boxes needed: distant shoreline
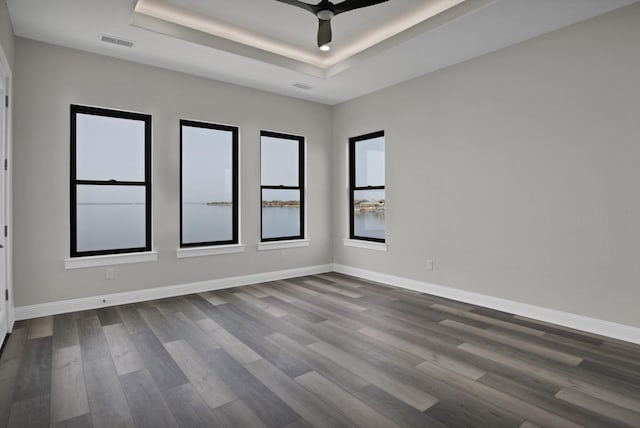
[262,200,300,208]
[354,200,385,212]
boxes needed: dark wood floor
[1,273,639,427]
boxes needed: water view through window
[350,131,385,241]
[181,121,237,246]
[261,132,304,240]
[71,106,151,256]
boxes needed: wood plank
[102,323,145,376]
[197,291,227,306]
[164,340,237,409]
[201,347,301,428]
[96,307,122,326]
[417,360,583,428]
[53,313,80,349]
[431,303,546,337]
[267,332,369,393]
[192,300,313,378]
[459,342,640,413]
[262,296,327,323]
[261,284,299,303]
[7,394,50,428]
[50,345,89,423]
[196,317,261,364]
[233,291,288,318]
[441,319,583,366]
[358,326,487,380]
[130,330,189,391]
[242,285,271,298]
[220,291,319,346]
[286,316,425,369]
[152,296,208,322]
[119,369,179,428]
[138,306,182,343]
[162,383,219,428]
[27,316,54,339]
[307,340,438,411]
[116,304,150,334]
[244,358,355,428]
[555,387,640,427]
[213,399,269,428]
[295,371,402,428]
[13,336,52,402]
[354,384,448,428]
[77,316,110,363]
[51,413,93,428]
[83,357,134,428]
[0,328,28,426]
[479,372,629,428]
[301,279,364,299]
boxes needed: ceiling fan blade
[317,18,332,47]
[274,0,317,14]
[333,0,389,15]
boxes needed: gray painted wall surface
[332,3,640,327]
[13,39,332,306]
[0,0,14,69]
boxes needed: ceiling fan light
[316,9,335,20]
[319,44,331,51]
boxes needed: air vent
[101,35,134,48]
[293,83,313,90]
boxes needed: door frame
[0,43,14,336]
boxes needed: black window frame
[349,130,385,243]
[180,119,239,248]
[260,130,305,242]
[70,104,152,257]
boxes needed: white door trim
[0,43,14,334]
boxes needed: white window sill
[343,239,388,252]
[257,239,310,251]
[65,251,158,269]
[176,244,245,259]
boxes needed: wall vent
[293,83,313,90]
[101,35,134,48]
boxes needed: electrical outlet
[105,268,115,280]
[425,259,434,270]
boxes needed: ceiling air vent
[293,83,313,90]
[101,35,134,48]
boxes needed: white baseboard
[14,264,333,320]
[14,262,640,345]
[333,264,640,345]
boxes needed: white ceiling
[7,0,637,105]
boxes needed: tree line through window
[70,105,384,257]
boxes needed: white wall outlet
[105,268,115,280]
[425,259,434,270]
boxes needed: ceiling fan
[275,0,390,51]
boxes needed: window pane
[355,136,385,187]
[76,185,146,252]
[182,125,235,244]
[76,113,146,181]
[353,189,385,240]
[261,136,299,186]
[262,189,301,239]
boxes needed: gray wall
[13,39,333,307]
[332,3,640,328]
[0,0,13,69]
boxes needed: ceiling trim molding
[132,0,496,79]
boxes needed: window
[260,131,304,241]
[349,131,385,242]
[181,120,238,247]
[70,105,152,257]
